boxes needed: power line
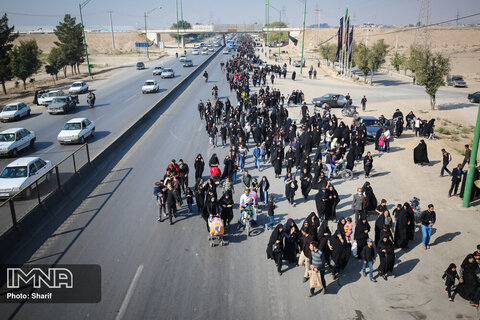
[4,11,111,18]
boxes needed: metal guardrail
[0,144,90,233]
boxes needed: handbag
[352,241,358,258]
[272,243,281,254]
[309,270,322,288]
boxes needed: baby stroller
[208,216,225,247]
[210,166,222,185]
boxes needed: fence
[0,144,90,237]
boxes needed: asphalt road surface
[0,49,219,234]
[0,51,476,320]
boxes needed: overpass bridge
[146,24,303,47]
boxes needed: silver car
[0,102,31,122]
[161,68,175,78]
[0,128,36,157]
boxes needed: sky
[2,0,480,31]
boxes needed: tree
[45,65,58,84]
[353,43,370,83]
[317,43,337,65]
[261,21,288,46]
[367,39,389,83]
[170,20,193,42]
[54,14,84,75]
[9,40,42,90]
[0,14,18,94]
[415,49,450,109]
[406,45,423,76]
[47,47,68,79]
[391,51,406,72]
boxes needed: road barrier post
[55,167,61,190]
[9,199,17,229]
[73,154,77,174]
[86,143,91,164]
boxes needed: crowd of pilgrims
[153,35,480,305]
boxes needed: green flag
[345,8,348,22]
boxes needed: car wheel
[29,139,35,149]
[11,148,18,157]
[470,98,474,103]
[80,136,85,144]
[27,110,31,116]
[14,115,19,121]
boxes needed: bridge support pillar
[181,35,185,49]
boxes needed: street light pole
[144,7,161,59]
[269,4,282,58]
[176,0,180,49]
[267,0,270,47]
[300,0,307,75]
[79,0,93,78]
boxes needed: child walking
[442,263,459,301]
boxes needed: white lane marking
[169,125,191,144]
[125,95,137,103]
[116,264,144,320]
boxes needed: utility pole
[180,0,184,31]
[300,0,307,75]
[463,104,480,208]
[108,10,115,49]
[365,28,369,47]
[456,9,460,26]
[267,0,270,47]
[79,0,93,78]
[395,34,398,53]
[145,7,161,59]
[314,5,321,47]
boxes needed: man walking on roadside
[307,241,327,297]
[361,96,367,111]
[462,144,471,168]
[299,229,314,283]
[362,238,377,282]
[449,164,463,197]
[420,204,436,249]
[352,188,365,223]
[441,149,452,177]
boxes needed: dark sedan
[468,91,480,103]
[357,116,394,141]
[183,59,193,67]
[312,93,347,108]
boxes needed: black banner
[336,18,343,60]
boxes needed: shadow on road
[394,258,420,277]
[431,231,461,247]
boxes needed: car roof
[144,79,156,83]
[66,118,88,123]
[72,81,84,84]
[1,128,25,134]
[53,95,69,99]
[4,102,23,106]
[7,157,41,166]
[359,116,378,120]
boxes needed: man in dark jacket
[178,159,189,193]
[352,188,365,223]
[361,238,377,282]
[242,170,252,189]
[420,204,436,249]
[165,182,177,225]
[299,229,314,282]
[449,164,463,197]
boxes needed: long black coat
[413,141,429,164]
[394,209,410,248]
[267,224,284,259]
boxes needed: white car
[142,80,160,93]
[57,118,95,145]
[179,55,187,62]
[68,81,89,94]
[194,44,200,48]
[223,48,231,54]
[201,50,208,55]
[153,66,164,75]
[0,102,31,122]
[0,157,53,199]
[38,90,65,106]
[161,69,175,79]
[192,49,199,55]
[208,48,214,52]
[0,128,36,157]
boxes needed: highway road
[0,49,477,320]
[0,48,222,234]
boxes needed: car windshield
[362,119,380,126]
[1,166,27,178]
[185,60,192,63]
[3,105,18,111]
[0,134,15,142]
[452,76,463,81]
[144,81,155,86]
[154,67,162,70]
[52,98,67,103]
[322,94,331,98]
[71,83,82,87]
[163,69,173,73]
[63,123,81,130]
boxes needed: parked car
[142,80,160,93]
[357,116,394,140]
[183,60,193,67]
[38,90,65,106]
[0,102,31,122]
[57,118,95,145]
[179,55,187,62]
[293,60,305,67]
[161,68,175,79]
[446,75,467,87]
[208,48,214,52]
[68,81,88,94]
[468,91,480,103]
[312,94,347,108]
[0,128,36,157]
[136,62,145,70]
[153,66,164,75]
[201,49,208,55]
[192,49,199,55]
[47,96,78,114]
[0,157,53,199]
